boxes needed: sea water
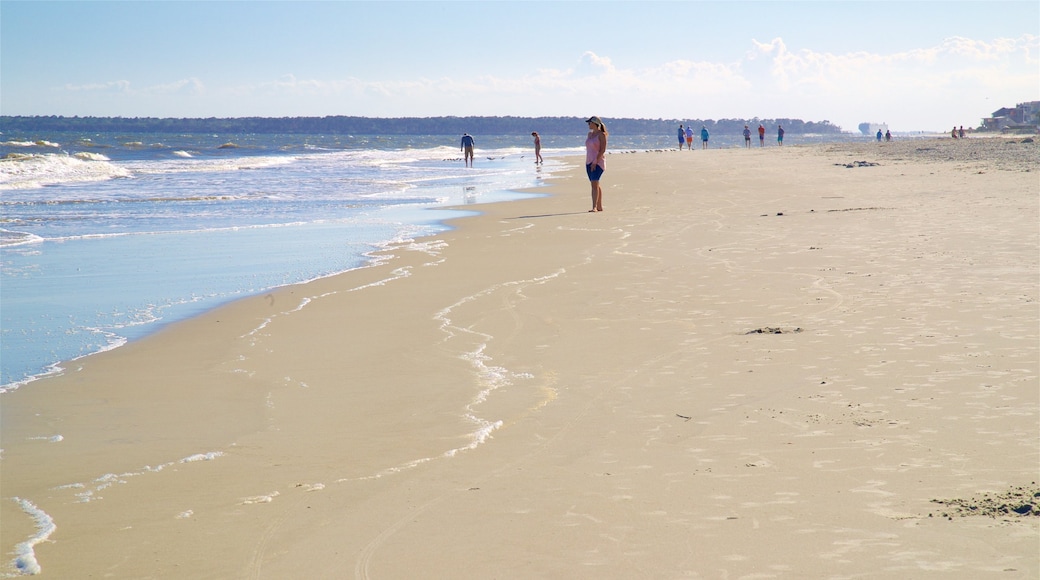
[1,129,885,389]
[1,132,593,389]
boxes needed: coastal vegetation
[0,115,843,136]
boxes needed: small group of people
[459,115,810,215]
[680,123,786,148]
[677,124,711,149]
[462,131,545,167]
[876,129,892,142]
[459,116,608,213]
[951,125,966,139]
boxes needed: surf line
[335,268,568,484]
[9,497,56,575]
[435,268,567,454]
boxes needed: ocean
[1,129,880,390]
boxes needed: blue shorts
[586,163,604,181]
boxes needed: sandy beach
[2,137,1038,578]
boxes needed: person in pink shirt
[585,116,607,212]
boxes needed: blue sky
[2,1,1037,131]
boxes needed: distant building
[857,122,888,136]
[982,101,1040,131]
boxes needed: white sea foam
[0,328,125,395]
[404,238,449,257]
[26,435,63,443]
[435,268,566,457]
[240,491,280,505]
[10,497,56,575]
[338,456,435,482]
[72,151,110,162]
[50,450,227,504]
[0,361,65,394]
[0,152,131,190]
[330,266,565,481]
[0,229,45,248]
[0,140,59,148]
[127,154,294,176]
[94,472,124,491]
[181,451,224,462]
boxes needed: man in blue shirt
[461,133,475,167]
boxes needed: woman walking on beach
[585,116,607,212]
[531,131,543,164]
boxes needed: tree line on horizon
[0,115,844,136]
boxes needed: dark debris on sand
[745,327,803,335]
[823,137,1040,172]
[930,484,1040,520]
[836,160,880,168]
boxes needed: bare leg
[590,180,603,212]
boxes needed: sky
[1,1,1037,132]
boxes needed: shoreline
[0,131,950,391]
[0,143,561,391]
[2,138,1037,578]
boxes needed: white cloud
[48,35,1037,131]
[63,80,132,93]
[62,78,204,97]
[574,51,617,77]
[144,78,205,96]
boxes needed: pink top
[585,133,604,167]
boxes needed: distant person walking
[685,125,694,150]
[700,126,709,149]
[585,116,607,212]
[461,133,475,167]
[531,132,543,164]
[758,124,766,146]
[885,130,891,142]
[959,126,965,138]
[777,125,785,146]
[743,125,752,148]
[951,126,959,139]
[876,129,883,142]
[678,125,685,150]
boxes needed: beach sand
[2,138,1038,578]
